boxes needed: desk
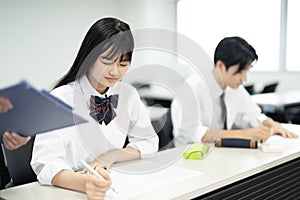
[1,124,300,200]
[251,90,300,123]
[251,90,300,109]
[138,85,173,108]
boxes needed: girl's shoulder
[50,81,79,105]
[115,81,138,95]
[51,84,75,96]
[119,81,136,90]
[114,82,141,103]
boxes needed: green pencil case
[183,144,209,160]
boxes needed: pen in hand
[80,159,118,194]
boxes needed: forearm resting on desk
[202,129,253,143]
[202,127,271,143]
[91,146,141,168]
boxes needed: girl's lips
[105,77,118,82]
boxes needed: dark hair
[213,36,258,74]
[53,17,134,89]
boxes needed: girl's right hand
[84,168,112,200]
[245,125,271,143]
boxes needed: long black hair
[53,17,134,89]
[214,36,258,74]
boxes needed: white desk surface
[251,90,300,108]
[1,124,300,200]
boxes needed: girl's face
[88,50,130,94]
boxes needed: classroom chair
[244,84,255,95]
[2,137,37,187]
[151,109,174,150]
[260,82,279,94]
[285,106,300,124]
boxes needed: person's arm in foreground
[0,97,31,150]
[2,132,31,150]
[0,96,13,113]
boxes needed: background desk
[1,124,299,200]
[251,90,300,124]
[251,90,300,108]
[137,85,173,108]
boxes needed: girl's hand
[84,168,112,200]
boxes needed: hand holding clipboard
[0,81,87,142]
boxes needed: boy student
[171,36,297,146]
[31,17,158,199]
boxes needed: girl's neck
[87,75,108,94]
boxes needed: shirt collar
[203,70,224,100]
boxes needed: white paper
[105,161,202,199]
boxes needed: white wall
[0,0,118,89]
[0,0,178,90]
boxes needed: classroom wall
[0,0,178,90]
[0,0,121,89]
[0,0,299,92]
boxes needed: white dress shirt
[31,75,158,185]
[171,71,268,146]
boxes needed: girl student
[31,17,158,199]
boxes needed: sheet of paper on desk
[108,162,202,199]
[261,124,300,153]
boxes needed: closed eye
[119,61,129,67]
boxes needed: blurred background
[1,0,299,149]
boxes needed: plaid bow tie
[89,94,119,125]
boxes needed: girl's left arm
[90,146,141,168]
[90,89,159,168]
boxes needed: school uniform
[31,75,158,185]
[171,72,268,146]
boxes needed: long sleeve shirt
[31,75,158,185]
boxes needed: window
[177,0,281,71]
[286,0,300,71]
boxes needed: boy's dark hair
[214,36,258,73]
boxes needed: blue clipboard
[0,81,87,142]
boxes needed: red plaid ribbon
[89,94,118,125]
